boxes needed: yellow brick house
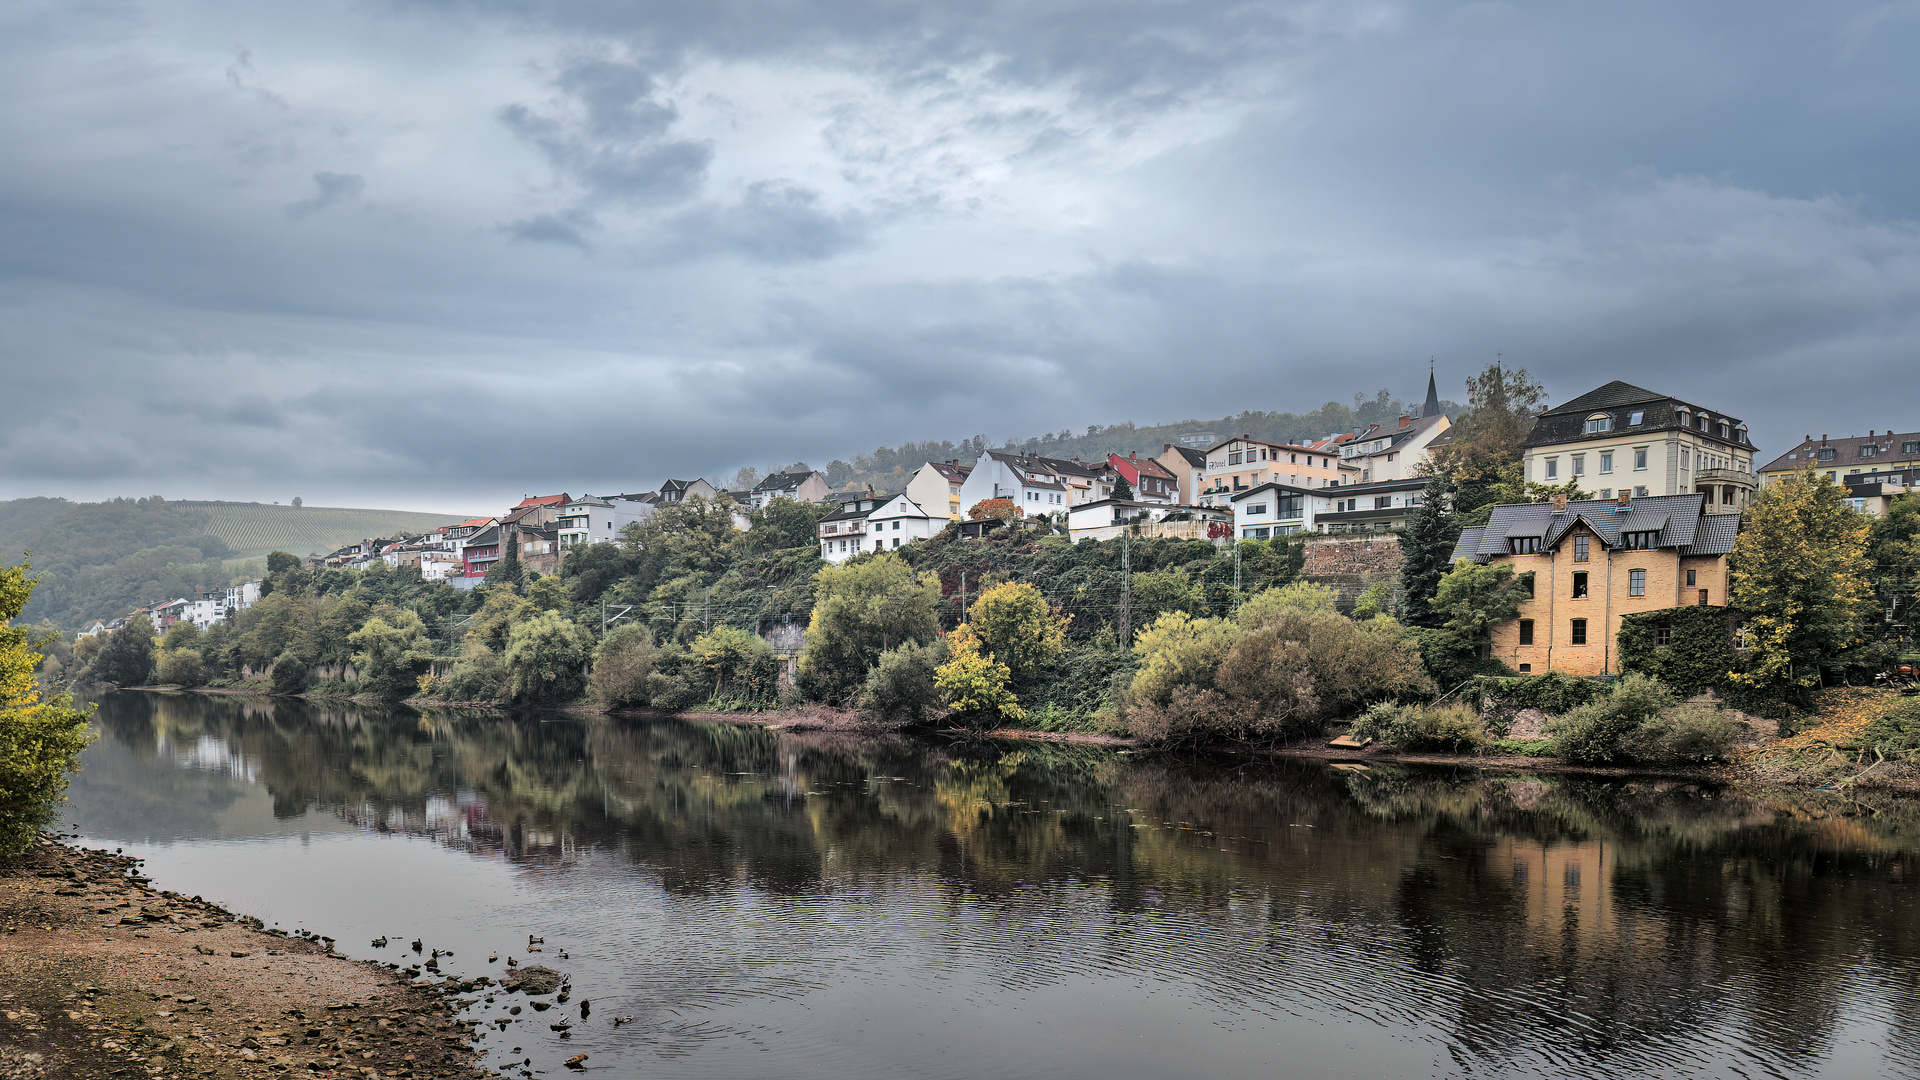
[1450,492,1739,676]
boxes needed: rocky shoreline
[0,838,512,1080]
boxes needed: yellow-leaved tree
[1,561,95,857]
[1729,466,1873,705]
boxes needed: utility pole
[1119,530,1132,643]
[958,572,968,622]
[1232,536,1242,607]
[705,586,712,632]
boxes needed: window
[1861,444,1879,459]
[1817,447,1835,461]
[1655,624,1672,647]
[950,485,960,494]
[1598,488,1614,500]
[1572,454,1585,476]
[1544,457,1558,479]
[1600,452,1614,474]
[1635,486,1649,497]
[1686,569,1696,586]
[1572,571,1589,598]
[1584,415,1613,434]
[1629,410,1645,425]
[1680,449,1689,471]
[1510,536,1542,554]
[892,537,901,547]
[1634,448,1648,470]
[1375,496,1393,509]
[1519,619,1535,645]
[1246,503,1267,516]
[1254,527,1270,539]
[1574,535,1590,562]
[1518,664,1532,673]
[1228,452,1243,465]
[893,520,901,530]
[1629,569,1646,597]
[1905,442,1919,455]
[1570,619,1588,645]
[1277,495,1303,518]
[1698,589,1710,606]
[1719,423,1730,439]
[1622,530,1658,549]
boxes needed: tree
[689,626,778,704]
[968,498,1019,523]
[1730,466,1873,702]
[291,497,303,508]
[266,551,301,575]
[856,640,946,727]
[348,611,429,698]
[1110,475,1135,501]
[1432,561,1532,652]
[502,612,595,705]
[589,623,657,708]
[1429,361,1548,521]
[83,614,154,686]
[1399,472,1459,626]
[799,554,941,703]
[935,626,1023,729]
[1866,491,1920,641]
[561,542,636,606]
[0,560,94,857]
[622,496,741,586]
[733,466,760,491]
[745,496,829,553]
[964,582,1067,687]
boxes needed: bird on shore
[506,956,519,968]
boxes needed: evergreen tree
[1399,472,1459,627]
[1111,475,1135,501]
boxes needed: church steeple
[1422,359,1441,418]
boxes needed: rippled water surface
[63,692,1920,1078]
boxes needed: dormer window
[1817,447,1836,461]
[1583,414,1613,434]
[1629,410,1645,426]
[1861,444,1879,459]
[1906,441,1920,455]
[1621,530,1660,550]
[1719,423,1730,439]
[1508,536,1542,554]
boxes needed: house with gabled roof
[1155,444,1209,504]
[955,451,1073,519]
[1760,431,1920,491]
[905,460,973,520]
[1108,452,1177,503]
[1522,381,1757,515]
[1195,435,1345,507]
[746,470,831,509]
[1449,491,1739,676]
[817,490,889,564]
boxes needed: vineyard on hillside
[172,502,472,559]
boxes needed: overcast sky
[2,0,1916,514]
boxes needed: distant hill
[0,496,470,629]
[169,501,473,560]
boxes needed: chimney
[1398,415,1411,430]
[1551,493,1568,512]
[1617,490,1632,511]
[1163,444,1173,454]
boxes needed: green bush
[644,670,702,711]
[503,612,596,705]
[690,626,780,707]
[155,647,204,687]
[1,561,96,858]
[855,639,947,727]
[1616,607,1738,696]
[1351,702,1486,753]
[269,652,308,695]
[439,644,506,703]
[589,623,657,708]
[1487,671,1602,714]
[1549,675,1676,764]
[1624,699,1745,763]
[1864,697,1920,753]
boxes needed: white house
[1066,500,1232,543]
[817,491,889,564]
[557,494,655,550]
[224,580,262,611]
[956,451,1073,518]
[184,592,228,631]
[1230,483,1319,539]
[865,493,945,552]
[905,461,972,520]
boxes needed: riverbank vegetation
[0,561,94,858]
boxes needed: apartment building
[1521,381,1757,515]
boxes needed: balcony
[1695,468,1755,487]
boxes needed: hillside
[170,502,472,560]
[0,496,469,629]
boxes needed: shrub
[856,639,947,727]
[81,614,155,687]
[155,648,204,688]
[1864,697,1920,754]
[439,644,506,703]
[690,626,780,707]
[1128,611,1235,707]
[1351,701,1486,753]
[269,651,308,695]
[1617,607,1738,696]
[1548,674,1677,764]
[798,554,941,704]
[1488,671,1603,714]
[1624,699,1744,763]
[1124,688,1239,747]
[935,629,1023,729]
[589,623,658,708]
[643,670,702,711]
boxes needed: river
[61,691,1920,1079]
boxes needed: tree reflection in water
[78,691,1920,1076]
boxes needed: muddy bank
[0,838,491,1080]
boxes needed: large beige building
[1521,381,1757,516]
[1451,492,1738,676]
[1757,430,1920,488]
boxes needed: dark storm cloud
[0,0,1917,511]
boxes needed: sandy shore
[0,838,495,1080]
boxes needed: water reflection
[69,691,1920,1079]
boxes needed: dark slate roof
[817,504,873,525]
[1449,493,1734,562]
[1759,432,1920,474]
[1167,445,1207,469]
[754,471,820,492]
[1524,381,1753,451]
[1327,476,1428,496]
[466,525,500,546]
[929,461,972,483]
